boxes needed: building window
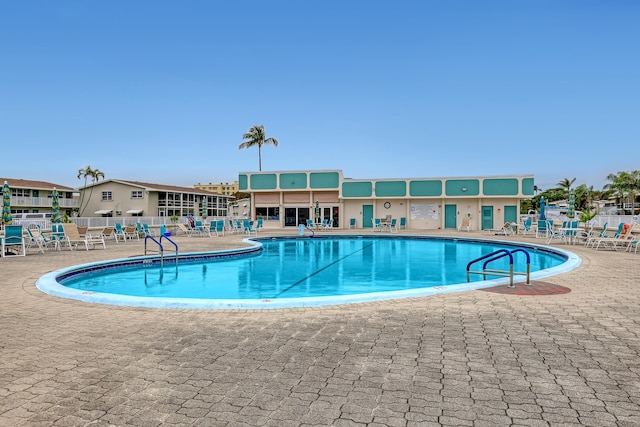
[256,207,280,220]
[131,191,143,199]
[11,189,30,197]
[101,191,113,201]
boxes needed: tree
[238,125,279,171]
[574,184,595,211]
[77,165,105,216]
[557,177,576,193]
[603,171,640,213]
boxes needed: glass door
[284,207,310,227]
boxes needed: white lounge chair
[62,223,106,250]
[458,217,471,232]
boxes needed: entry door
[482,206,494,230]
[444,204,457,229]
[362,205,373,228]
[284,207,310,227]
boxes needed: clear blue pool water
[48,236,570,308]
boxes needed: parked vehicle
[11,213,52,229]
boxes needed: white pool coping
[36,236,581,310]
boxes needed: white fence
[11,215,241,231]
[587,215,639,228]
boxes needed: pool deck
[1,229,639,426]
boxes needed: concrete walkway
[1,230,639,426]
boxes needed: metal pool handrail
[144,234,179,265]
[466,248,531,288]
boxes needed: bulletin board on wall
[410,202,439,220]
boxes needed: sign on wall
[410,202,439,220]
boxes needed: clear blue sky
[1,1,638,191]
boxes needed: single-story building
[239,170,534,231]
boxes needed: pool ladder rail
[466,248,531,288]
[144,234,179,265]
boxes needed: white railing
[11,215,229,230]
[10,196,80,208]
[71,216,230,229]
[587,215,639,228]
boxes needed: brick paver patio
[1,230,639,426]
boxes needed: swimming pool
[37,235,580,309]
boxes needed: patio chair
[244,219,257,236]
[1,225,26,257]
[400,217,407,230]
[546,221,569,245]
[592,223,635,251]
[519,218,533,235]
[625,237,640,254]
[175,223,190,236]
[142,223,156,237]
[574,224,594,246]
[193,220,211,237]
[25,227,44,254]
[50,224,69,249]
[349,218,356,229]
[457,217,471,232]
[535,220,553,239]
[585,222,608,248]
[136,223,146,238]
[372,218,383,232]
[389,218,398,233]
[255,218,263,232]
[207,220,224,237]
[214,220,225,236]
[490,222,516,236]
[100,226,117,243]
[323,219,334,230]
[124,224,140,240]
[36,224,60,251]
[62,223,106,250]
[306,218,315,229]
[114,223,127,241]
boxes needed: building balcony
[10,196,80,209]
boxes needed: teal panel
[250,174,277,190]
[446,179,479,196]
[483,178,518,196]
[239,174,248,191]
[280,173,308,189]
[444,204,457,229]
[504,205,517,223]
[375,181,406,197]
[409,180,442,197]
[342,182,372,198]
[310,172,339,189]
[522,178,534,196]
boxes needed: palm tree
[604,171,636,213]
[557,177,576,193]
[77,165,105,216]
[239,125,279,171]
